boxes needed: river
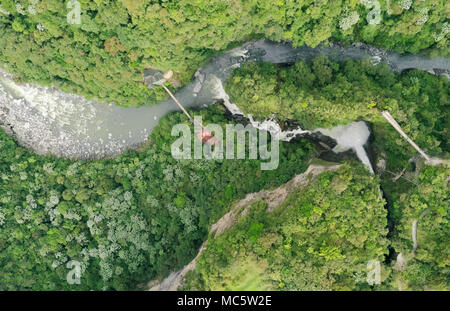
[0,39,449,162]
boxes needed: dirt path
[147,162,341,291]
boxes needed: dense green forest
[184,163,391,290]
[0,0,448,107]
[0,104,315,290]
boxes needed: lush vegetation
[184,163,391,290]
[0,104,314,290]
[0,0,448,107]
[226,57,449,156]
